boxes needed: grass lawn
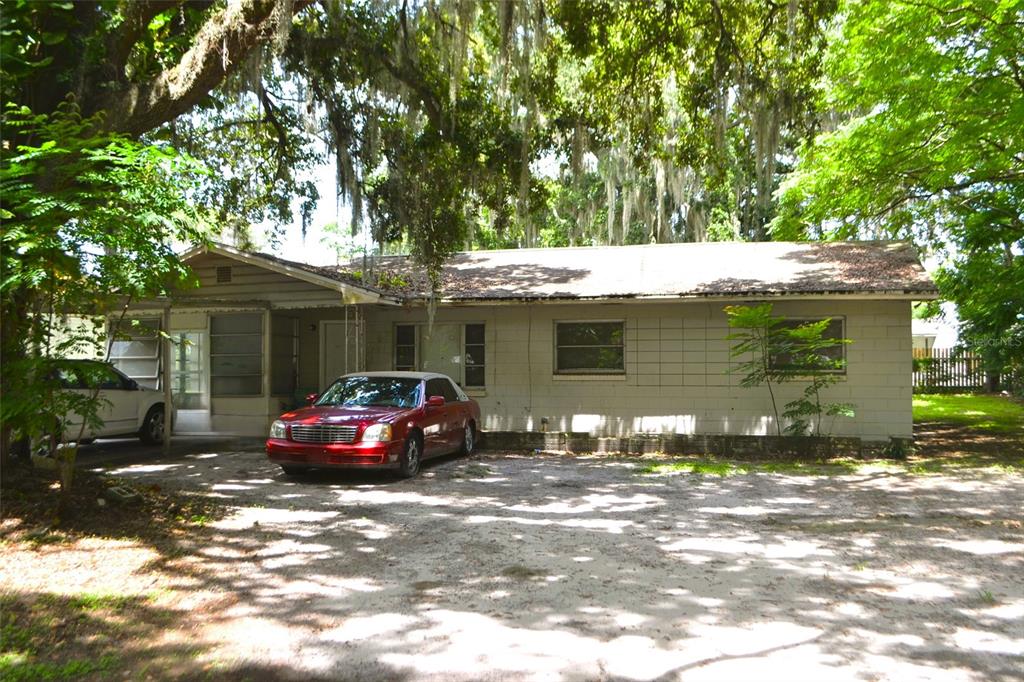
[638,393,1024,478]
[913,393,1024,433]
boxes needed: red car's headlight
[362,423,392,442]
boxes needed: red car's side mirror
[306,392,319,405]
[426,395,445,409]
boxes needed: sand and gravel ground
[3,445,1023,681]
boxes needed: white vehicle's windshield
[315,376,421,409]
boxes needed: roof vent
[216,266,232,283]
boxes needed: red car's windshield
[315,376,421,409]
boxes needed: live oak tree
[0,0,536,468]
[2,0,311,469]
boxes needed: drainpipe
[162,304,172,457]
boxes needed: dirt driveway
[53,447,1016,682]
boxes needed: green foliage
[774,0,1024,387]
[725,304,854,436]
[551,0,837,241]
[0,100,205,471]
[937,246,1024,392]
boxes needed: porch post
[162,304,172,457]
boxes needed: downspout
[527,302,533,429]
[162,304,172,457]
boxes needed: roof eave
[420,289,941,305]
[182,243,403,305]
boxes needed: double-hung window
[555,321,625,374]
[769,317,847,374]
[463,324,485,388]
[395,325,417,371]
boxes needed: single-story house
[113,240,938,448]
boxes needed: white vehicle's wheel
[139,406,165,445]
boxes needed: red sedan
[266,372,481,478]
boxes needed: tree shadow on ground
[4,424,1023,680]
[79,443,1024,680]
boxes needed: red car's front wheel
[398,435,421,478]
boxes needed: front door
[421,324,462,380]
[320,318,361,390]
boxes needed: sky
[253,162,363,267]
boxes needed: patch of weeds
[0,654,118,682]
[501,565,545,580]
[460,464,493,478]
[176,514,210,527]
[757,460,864,475]
[639,460,751,476]
[852,561,869,572]
[638,458,879,477]
[411,580,444,592]
[0,591,193,680]
[24,528,67,547]
[882,439,913,460]
[50,593,136,612]
[1,594,122,681]
[976,590,997,605]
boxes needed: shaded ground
[2,424,1022,681]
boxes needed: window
[464,324,485,388]
[216,266,232,283]
[555,321,625,374]
[270,315,298,396]
[211,313,263,396]
[110,317,161,389]
[440,378,461,402]
[769,317,846,373]
[73,361,132,390]
[395,324,416,371]
[425,377,460,402]
[172,331,207,409]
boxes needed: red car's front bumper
[266,438,403,469]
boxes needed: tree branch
[258,86,290,181]
[105,1,189,79]
[97,0,313,136]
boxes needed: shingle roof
[331,240,937,301]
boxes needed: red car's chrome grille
[289,424,358,444]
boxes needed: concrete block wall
[363,298,913,441]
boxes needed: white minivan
[57,360,174,444]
